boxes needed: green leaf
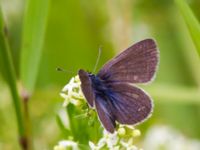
[175,0,200,57]
[56,113,72,138]
[0,6,25,138]
[20,0,50,93]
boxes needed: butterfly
[78,39,159,133]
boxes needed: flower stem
[21,88,33,150]
[0,7,28,150]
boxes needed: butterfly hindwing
[97,39,158,83]
[106,82,153,125]
[95,96,116,133]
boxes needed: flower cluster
[59,75,142,150]
[89,125,142,150]
[54,140,79,150]
[60,75,85,107]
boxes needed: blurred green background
[0,0,200,149]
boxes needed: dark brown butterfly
[78,39,159,133]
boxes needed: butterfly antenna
[92,45,102,73]
[56,67,75,74]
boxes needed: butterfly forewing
[78,69,94,107]
[97,39,158,83]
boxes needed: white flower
[103,130,119,148]
[132,129,141,137]
[118,127,126,136]
[143,125,200,150]
[60,75,85,107]
[89,130,119,150]
[89,141,105,150]
[121,139,139,150]
[89,127,142,150]
[54,145,65,150]
[54,140,79,150]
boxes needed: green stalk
[175,0,200,57]
[19,0,50,148]
[144,84,200,104]
[0,6,26,149]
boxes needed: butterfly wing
[97,39,159,83]
[95,96,116,133]
[94,82,153,130]
[78,69,94,107]
[108,82,153,125]
[78,69,116,133]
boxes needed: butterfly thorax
[89,74,109,96]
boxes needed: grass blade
[20,0,50,93]
[175,0,200,57]
[0,5,25,146]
